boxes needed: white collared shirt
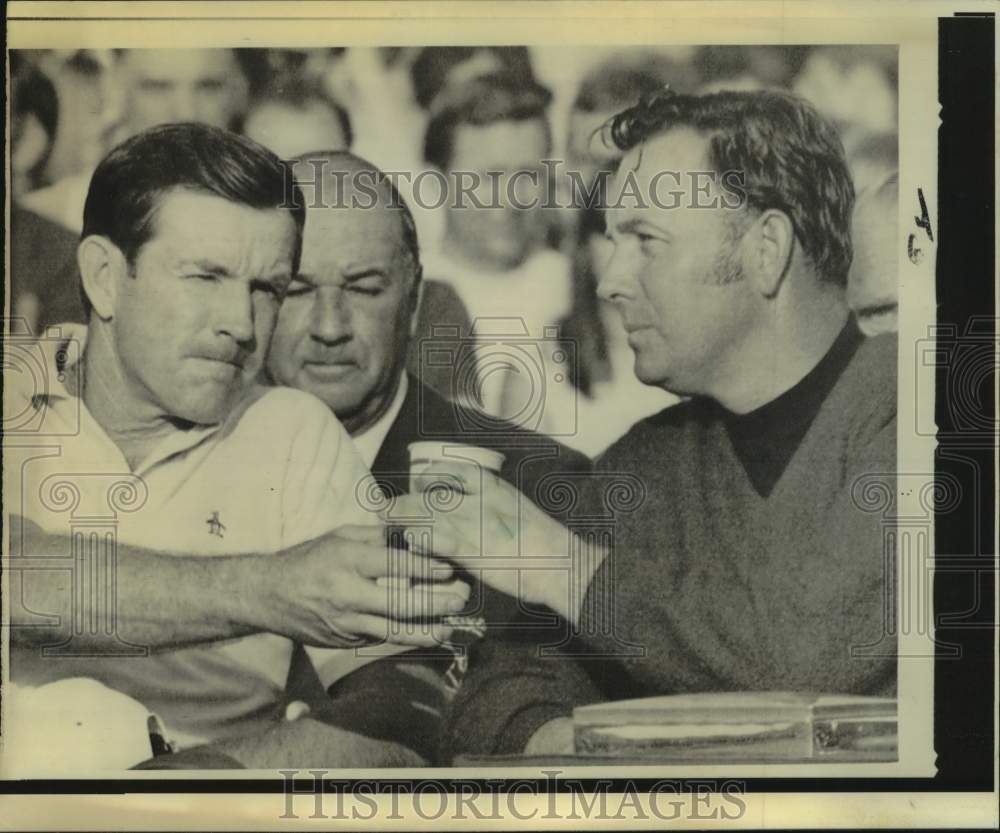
[4,331,378,747]
[350,373,409,468]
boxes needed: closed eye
[139,80,173,93]
[348,284,382,297]
[197,79,226,93]
[346,272,386,296]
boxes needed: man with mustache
[5,123,466,769]
[263,149,590,763]
[399,88,899,758]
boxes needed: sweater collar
[723,317,865,496]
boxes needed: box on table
[573,692,897,762]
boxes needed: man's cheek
[274,302,308,349]
[255,296,280,332]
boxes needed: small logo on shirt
[206,511,226,538]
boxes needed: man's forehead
[302,202,409,271]
[305,198,401,239]
[123,49,235,79]
[451,117,550,167]
[607,127,719,214]
[147,190,296,263]
[618,127,712,182]
[294,157,402,205]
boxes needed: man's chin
[479,238,532,272]
[169,383,245,427]
[291,375,361,414]
[632,358,682,394]
[632,356,662,386]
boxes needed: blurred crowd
[10,45,899,458]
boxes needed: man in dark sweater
[393,88,897,759]
[263,150,590,763]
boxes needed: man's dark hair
[573,54,700,115]
[423,72,552,172]
[244,78,354,149]
[12,63,60,186]
[410,46,534,111]
[13,64,59,144]
[81,122,305,314]
[608,87,855,285]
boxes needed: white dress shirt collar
[350,373,409,468]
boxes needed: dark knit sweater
[443,330,898,759]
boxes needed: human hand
[391,468,606,626]
[258,524,469,649]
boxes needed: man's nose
[596,243,638,303]
[170,87,198,122]
[310,287,351,345]
[216,283,255,345]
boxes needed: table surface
[454,751,897,767]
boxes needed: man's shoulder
[238,383,335,419]
[827,332,897,426]
[221,385,350,450]
[411,380,591,472]
[596,398,714,466]
[405,379,464,437]
[819,332,897,460]
[848,332,897,387]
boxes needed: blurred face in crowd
[98,190,297,425]
[266,182,418,435]
[243,100,349,159]
[600,128,758,396]
[31,51,114,181]
[118,49,244,135]
[446,117,549,271]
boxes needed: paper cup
[408,441,505,495]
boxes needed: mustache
[196,345,253,368]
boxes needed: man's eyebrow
[343,267,388,281]
[177,259,231,277]
[614,217,670,237]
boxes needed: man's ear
[78,235,129,320]
[746,208,795,298]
